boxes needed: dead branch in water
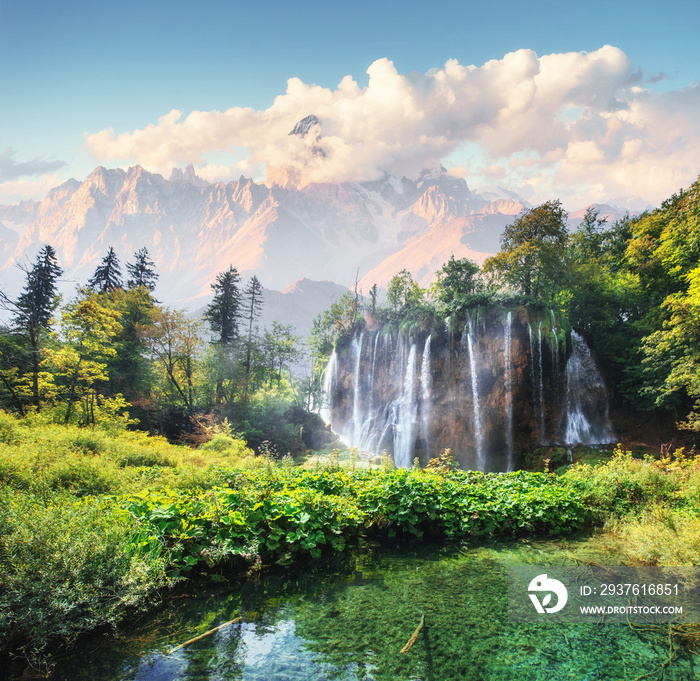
[400,615,425,653]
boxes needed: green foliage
[200,434,254,459]
[117,467,588,580]
[0,491,168,661]
[483,200,569,300]
[387,269,424,312]
[432,256,483,315]
[44,292,125,425]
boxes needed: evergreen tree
[13,245,63,332]
[89,247,123,293]
[6,245,63,408]
[243,276,264,384]
[126,247,159,291]
[204,266,242,346]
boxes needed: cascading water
[394,344,418,468]
[537,321,545,443]
[504,312,513,471]
[564,331,615,445]
[420,335,432,455]
[465,314,484,470]
[320,349,338,424]
[350,333,364,444]
[323,308,616,472]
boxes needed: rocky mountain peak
[168,163,208,187]
[289,114,320,137]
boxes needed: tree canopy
[483,200,568,300]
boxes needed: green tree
[138,308,204,410]
[89,247,123,293]
[633,177,700,429]
[242,276,264,387]
[432,256,482,313]
[483,200,569,300]
[126,247,159,291]
[368,283,379,314]
[205,266,242,346]
[44,293,123,424]
[315,291,361,336]
[261,322,300,388]
[102,287,159,404]
[1,245,63,409]
[387,269,423,312]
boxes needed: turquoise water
[50,538,700,680]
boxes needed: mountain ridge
[0,162,648,311]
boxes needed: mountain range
[0,126,650,332]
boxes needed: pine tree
[204,266,242,346]
[11,245,63,408]
[89,247,123,293]
[14,245,63,332]
[242,276,264,396]
[126,247,159,291]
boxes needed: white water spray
[504,312,513,471]
[465,315,484,470]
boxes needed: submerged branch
[400,614,425,653]
[167,617,242,654]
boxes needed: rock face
[0,162,528,303]
[322,307,615,471]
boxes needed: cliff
[322,306,614,471]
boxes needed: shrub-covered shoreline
[2,412,700,675]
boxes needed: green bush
[200,434,253,459]
[0,491,168,662]
[565,447,684,516]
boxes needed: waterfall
[351,333,364,444]
[465,314,484,470]
[394,343,418,468]
[324,308,616,472]
[368,332,380,415]
[420,335,432,456]
[320,349,338,424]
[537,321,545,443]
[550,310,560,415]
[504,312,513,471]
[564,331,615,445]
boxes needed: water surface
[51,538,700,680]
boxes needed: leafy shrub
[565,446,683,516]
[0,491,168,662]
[201,435,254,460]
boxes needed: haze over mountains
[0,117,650,328]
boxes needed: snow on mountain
[289,114,320,137]
[0,158,536,307]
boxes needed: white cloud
[84,47,700,206]
[0,173,64,204]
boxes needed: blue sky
[1,0,699,207]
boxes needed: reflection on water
[50,538,700,681]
